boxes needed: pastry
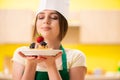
[29,36,48,49]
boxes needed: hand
[18,51,45,64]
[39,52,62,68]
[18,51,62,65]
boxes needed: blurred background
[0,0,120,80]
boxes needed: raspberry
[36,36,44,43]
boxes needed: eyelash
[38,16,58,20]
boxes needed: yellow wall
[0,0,120,74]
[70,0,120,10]
[63,44,120,73]
[0,0,40,10]
[0,44,120,73]
[0,0,120,10]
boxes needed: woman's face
[36,10,60,40]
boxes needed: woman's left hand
[40,52,62,68]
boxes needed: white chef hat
[36,0,69,19]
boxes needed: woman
[12,9,87,80]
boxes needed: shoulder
[65,48,86,68]
[65,48,86,58]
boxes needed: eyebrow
[38,12,58,15]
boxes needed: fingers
[40,52,62,59]
[26,56,36,60]
[18,51,62,62]
[37,56,46,62]
[37,56,46,59]
[55,52,62,59]
[18,52,37,59]
[18,51,26,58]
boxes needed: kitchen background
[0,0,120,80]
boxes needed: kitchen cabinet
[62,26,80,44]
[0,10,33,43]
[79,10,120,44]
[1,10,120,44]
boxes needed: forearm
[47,63,62,80]
[21,62,37,80]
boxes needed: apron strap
[60,45,67,71]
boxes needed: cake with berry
[29,36,48,49]
[21,36,62,56]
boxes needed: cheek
[53,24,60,35]
[55,22,60,34]
[36,21,42,33]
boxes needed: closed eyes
[37,13,59,20]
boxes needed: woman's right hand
[18,51,45,65]
[13,51,44,80]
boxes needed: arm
[43,52,62,80]
[12,52,38,80]
[69,66,87,80]
[12,52,62,80]
[12,61,37,80]
[47,62,62,80]
[12,61,24,80]
[68,50,87,80]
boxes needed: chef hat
[36,0,69,19]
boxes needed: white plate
[20,49,62,56]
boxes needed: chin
[42,34,50,38]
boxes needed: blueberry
[29,42,35,49]
[40,41,47,46]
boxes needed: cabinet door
[79,11,120,44]
[0,10,33,43]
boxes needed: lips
[41,27,51,31]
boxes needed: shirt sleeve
[12,46,26,65]
[70,50,86,68]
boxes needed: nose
[43,17,50,24]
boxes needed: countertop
[0,73,120,80]
[85,74,120,80]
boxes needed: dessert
[21,35,62,56]
[29,36,48,49]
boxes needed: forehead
[38,10,58,15]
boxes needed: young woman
[12,9,87,80]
